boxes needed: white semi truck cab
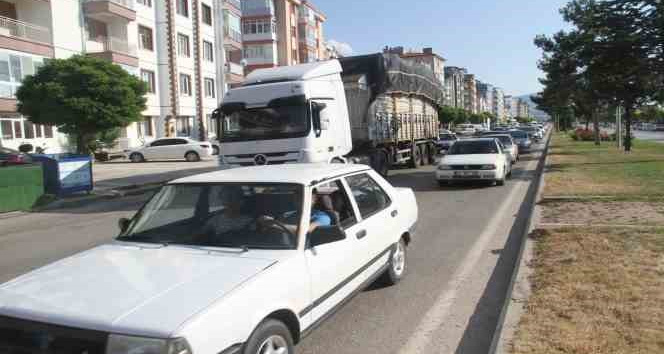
[213,55,443,175]
[213,61,353,167]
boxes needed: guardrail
[0,16,51,44]
[88,35,137,56]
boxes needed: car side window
[314,180,358,229]
[175,139,188,145]
[150,140,165,147]
[345,173,391,219]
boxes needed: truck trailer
[213,53,445,175]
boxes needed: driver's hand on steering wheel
[257,215,275,224]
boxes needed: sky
[313,0,571,97]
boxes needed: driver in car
[259,189,333,234]
[204,187,254,236]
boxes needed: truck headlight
[437,164,452,170]
[106,335,192,354]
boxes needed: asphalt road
[0,139,547,354]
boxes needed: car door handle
[356,229,367,239]
[391,210,398,217]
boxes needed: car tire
[243,319,294,354]
[380,239,407,286]
[185,151,200,162]
[129,153,144,163]
[212,145,220,156]
[496,173,505,186]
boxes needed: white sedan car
[483,134,519,164]
[127,137,214,162]
[0,164,417,354]
[435,138,512,186]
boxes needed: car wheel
[129,153,144,163]
[243,319,294,354]
[380,239,407,286]
[185,151,200,162]
[212,145,220,156]
[496,173,506,186]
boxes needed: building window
[44,125,53,138]
[203,41,214,62]
[204,78,215,98]
[138,26,154,51]
[176,0,189,17]
[137,0,152,7]
[23,120,34,139]
[243,44,274,60]
[138,116,153,137]
[35,124,42,138]
[202,3,212,25]
[13,121,22,139]
[0,120,12,139]
[243,18,276,35]
[140,69,156,93]
[176,116,191,137]
[177,33,190,57]
[179,74,192,96]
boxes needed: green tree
[16,55,147,154]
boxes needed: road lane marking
[398,167,528,354]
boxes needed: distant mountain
[517,94,550,121]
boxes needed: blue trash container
[31,154,93,196]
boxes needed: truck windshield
[221,105,310,142]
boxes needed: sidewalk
[37,159,220,210]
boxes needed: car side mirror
[308,226,346,248]
[118,218,131,233]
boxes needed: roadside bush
[570,128,612,141]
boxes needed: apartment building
[476,81,494,115]
[0,0,229,152]
[242,0,326,73]
[504,95,517,120]
[222,0,244,87]
[517,98,530,118]
[492,87,505,122]
[463,74,477,114]
[444,66,466,109]
[385,46,445,86]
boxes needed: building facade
[444,66,465,109]
[516,98,530,118]
[492,87,504,122]
[0,0,233,152]
[463,74,477,114]
[242,0,325,73]
[386,46,445,87]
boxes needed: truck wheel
[418,145,426,166]
[375,150,390,177]
[408,146,419,169]
[427,143,436,165]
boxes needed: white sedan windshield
[119,184,303,249]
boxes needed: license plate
[454,171,479,177]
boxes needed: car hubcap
[258,335,288,354]
[393,243,405,276]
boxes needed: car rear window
[448,140,498,155]
[485,135,513,145]
[509,131,528,138]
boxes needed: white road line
[398,162,534,353]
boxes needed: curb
[32,183,162,212]
[488,130,553,354]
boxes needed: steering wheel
[258,217,294,237]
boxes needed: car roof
[455,138,497,143]
[171,163,372,185]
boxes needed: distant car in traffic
[518,126,543,141]
[0,147,32,167]
[126,137,214,162]
[0,164,418,354]
[482,134,519,164]
[435,132,458,152]
[507,130,533,153]
[454,124,477,136]
[435,138,512,187]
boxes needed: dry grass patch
[541,201,664,226]
[511,228,664,354]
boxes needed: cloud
[326,39,354,57]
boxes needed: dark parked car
[0,147,32,167]
[507,130,532,152]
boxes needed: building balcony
[0,15,53,57]
[243,31,277,43]
[225,61,244,76]
[224,27,242,48]
[83,0,136,22]
[86,36,138,67]
[223,0,241,11]
[242,6,274,17]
